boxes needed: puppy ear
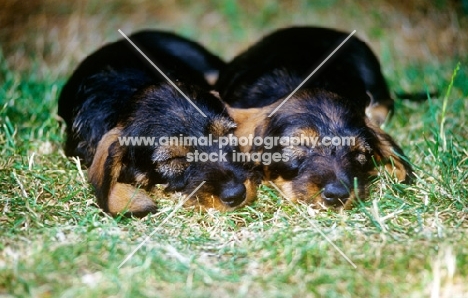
[366,120,414,183]
[88,127,157,217]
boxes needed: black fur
[216,26,392,113]
[58,30,259,216]
[59,30,225,163]
[217,27,413,208]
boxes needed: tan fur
[364,91,391,126]
[282,145,308,160]
[291,127,318,138]
[242,178,258,207]
[134,172,150,185]
[226,102,280,152]
[269,176,298,203]
[153,145,189,162]
[280,127,319,159]
[107,183,156,216]
[366,104,390,127]
[269,176,357,210]
[89,127,157,216]
[88,127,123,198]
[188,194,232,212]
[366,119,409,181]
[153,145,190,177]
[209,117,237,137]
[183,178,258,212]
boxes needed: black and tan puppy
[60,30,225,163]
[216,27,413,209]
[59,30,258,217]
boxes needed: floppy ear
[88,127,157,217]
[366,120,414,183]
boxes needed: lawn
[1,0,467,297]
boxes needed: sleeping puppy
[216,27,413,209]
[59,30,225,163]
[58,30,258,217]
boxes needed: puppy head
[265,127,376,209]
[238,89,412,209]
[140,83,261,210]
[89,84,261,217]
[150,114,260,211]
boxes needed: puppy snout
[220,183,246,207]
[321,183,350,206]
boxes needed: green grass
[1,1,468,297]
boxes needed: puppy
[60,30,225,163]
[58,30,258,217]
[216,27,413,209]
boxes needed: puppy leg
[107,183,157,217]
[88,127,157,217]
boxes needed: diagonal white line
[268,181,357,269]
[118,181,206,269]
[118,29,207,117]
[268,30,357,117]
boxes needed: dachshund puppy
[59,30,258,217]
[59,30,225,162]
[216,27,413,209]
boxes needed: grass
[1,0,468,297]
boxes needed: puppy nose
[220,183,246,207]
[321,183,350,206]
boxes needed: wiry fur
[59,30,226,164]
[58,30,259,217]
[217,27,413,209]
